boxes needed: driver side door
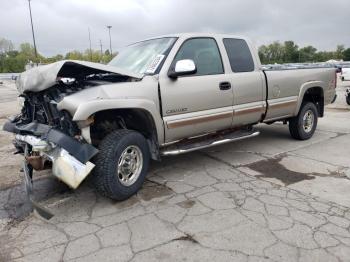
[158,37,234,143]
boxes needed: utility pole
[27,0,38,64]
[88,27,92,62]
[99,39,103,63]
[107,25,112,58]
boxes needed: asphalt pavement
[0,79,350,261]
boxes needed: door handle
[219,82,231,90]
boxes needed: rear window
[223,38,254,72]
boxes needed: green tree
[258,42,285,64]
[343,48,350,61]
[65,50,84,60]
[298,46,317,62]
[18,43,44,63]
[258,45,269,64]
[44,54,64,64]
[335,45,345,60]
[83,49,102,63]
[314,51,334,62]
[284,41,299,63]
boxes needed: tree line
[0,38,115,73]
[259,41,350,64]
[1,37,350,73]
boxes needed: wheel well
[302,87,324,117]
[90,109,160,160]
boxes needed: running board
[161,130,260,156]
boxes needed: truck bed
[263,67,336,121]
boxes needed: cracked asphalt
[1,79,350,261]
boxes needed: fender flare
[72,98,165,144]
[294,81,325,115]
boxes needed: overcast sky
[1,0,349,56]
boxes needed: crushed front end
[4,83,99,189]
[2,60,143,217]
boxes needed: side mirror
[168,59,196,79]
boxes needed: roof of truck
[142,32,249,42]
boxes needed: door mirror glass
[168,59,196,78]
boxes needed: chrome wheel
[117,145,143,186]
[302,109,314,133]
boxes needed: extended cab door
[158,37,234,143]
[221,38,266,127]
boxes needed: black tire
[346,95,350,105]
[289,102,318,140]
[92,129,150,200]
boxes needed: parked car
[3,33,337,202]
[341,67,350,81]
[346,88,350,105]
[335,66,342,74]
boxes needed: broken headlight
[17,96,25,108]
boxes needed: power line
[99,39,103,63]
[88,27,92,61]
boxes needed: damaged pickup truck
[4,33,337,202]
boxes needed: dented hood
[16,60,143,93]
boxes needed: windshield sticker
[145,54,165,74]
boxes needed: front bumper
[3,120,98,189]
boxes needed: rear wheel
[289,102,318,140]
[346,95,350,105]
[92,129,150,200]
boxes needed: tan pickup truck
[4,33,337,201]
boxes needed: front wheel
[289,102,318,140]
[92,129,150,200]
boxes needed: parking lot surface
[1,79,350,261]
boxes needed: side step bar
[161,130,260,156]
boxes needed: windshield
[108,37,177,75]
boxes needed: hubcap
[302,109,314,133]
[117,145,143,186]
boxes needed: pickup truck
[4,33,337,201]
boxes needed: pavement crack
[171,233,199,244]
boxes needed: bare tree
[0,38,14,53]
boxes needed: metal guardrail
[0,73,19,80]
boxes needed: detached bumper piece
[3,120,99,219]
[4,121,98,189]
[4,121,98,164]
[23,144,54,220]
[3,120,98,205]
[16,134,96,189]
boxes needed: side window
[172,38,224,76]
[223,38,255,72]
